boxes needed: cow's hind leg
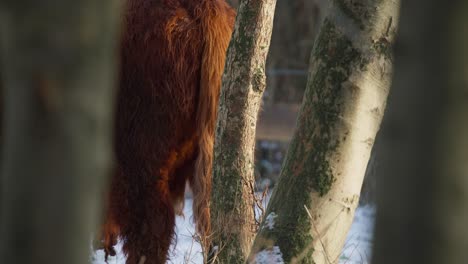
[124,150,182,264]
[123,182,176,264]
[123,141,196,264]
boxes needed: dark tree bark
[372,1,468,263]
[210,0,277,263]
[0,1,122,264]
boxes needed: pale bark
[210,0,277,263]
[0,1,121,264]
[372,1,468,263]
[249,1,400,263]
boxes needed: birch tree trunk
[0,1,121,263]
[210,0,276,263]
[249,1,400,263]
[372,1,468,263]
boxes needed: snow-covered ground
[338,204,375,264]
[92,198,375,264]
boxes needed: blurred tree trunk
[0,1,121,264]
[0,10,4,221]
[372,1,468,264]
[249,1,400,263]
[210,0,276,263]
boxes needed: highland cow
[100,0,235,263]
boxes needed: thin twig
[304,205,333,264]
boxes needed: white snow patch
[92,198,203,264]
[211,245,219,254]
[91,196,376,264]
[264,212,278,230]
[254,246,285,264]
[339,204,376,264]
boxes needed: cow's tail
[191,0,235,252]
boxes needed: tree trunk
[0,10,4,221]
[372,1,468,263]
[210,0,277,263]
[0,1,121,264]
[249,1,400,263]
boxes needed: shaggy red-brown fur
[100,0,235,263]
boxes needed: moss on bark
[210,0,276,262]
[250,19,365,263]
